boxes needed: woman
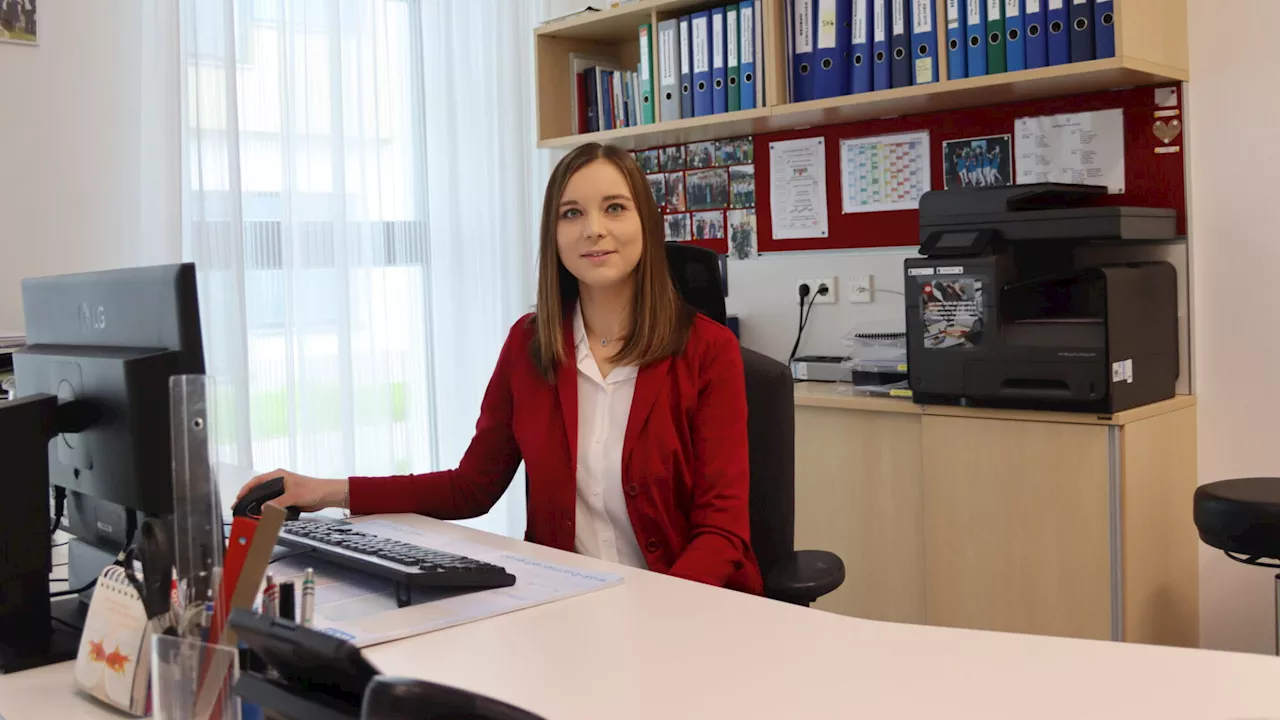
[236,143,763,593]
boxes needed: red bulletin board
[753,85,1187,253]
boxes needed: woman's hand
[235,469,348,513]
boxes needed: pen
[278,581,296,623]
[301,568,315,627]
[262,573,278,618]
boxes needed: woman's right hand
[235,469,348,513]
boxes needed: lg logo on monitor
[79,302,106,331]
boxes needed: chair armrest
[765,550,845,606]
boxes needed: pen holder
[151,633,241,720]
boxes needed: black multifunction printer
[904,184,1178,413]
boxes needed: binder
[712,7,727,113]
[1024,0,1047,68]
[946,0,967,79]
[575,72,588,133]
[584,67,599,132]
[1005,0,1025,71]
[658,19,681,121]
[966,0,987,77]
[1047,0,1068,65]
[890,0,910,88]
[639,24,655,124]
[601,70,614,129]
[1070,0,1094,62]
[1094,0,1114,58]
[630,70,640,126]
[986,0,1005,74]
[754,0,765,106]
[851,0,873,92]
[679,15,694,118]
[873,0,891,90]
[727,4,741,111]
[692,10,712,116]
[739,1,757,109]
[912,0,937,84]
[793,0,816,101]
[814,0,850,98]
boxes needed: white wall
[727,248,916,361]
[0,0,180,334]
[1187,0,1280,655]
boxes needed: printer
[904,183,1178,413]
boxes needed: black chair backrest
[665,243,727,325]
[664,243,795,582]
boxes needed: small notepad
[74,565,153,716]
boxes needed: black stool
[1193,477,1280,654]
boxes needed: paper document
[769,137,830,239]
[272,518,623,648]
[1015,108,1125,193]
[839,131,931,214]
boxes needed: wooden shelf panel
[538,0,728,40]
[538,107,773,150]
[537,57,1187,150]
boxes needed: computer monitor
[0,262,203,673]
[15,262,204,544]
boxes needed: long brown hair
[531,143,693,381]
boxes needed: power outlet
[847,275,873,303]
[797,277,837,305]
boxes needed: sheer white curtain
[180,0,553,536]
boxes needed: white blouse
[571,304,647,569]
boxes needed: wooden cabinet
[793,383,1199,647]
[794,402,924,624]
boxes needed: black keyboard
[277,520,516,606]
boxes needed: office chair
[666,243,846,606]
[1194,478,1280,655]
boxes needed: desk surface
[2,513,1276,720]
[793,382,1197,425]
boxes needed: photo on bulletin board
[686,168,729,210]
[729,165,755,208]
[717,137,754,166]
[666,172,686,212]
[647,174,667,207]
[635,148,661,174]
[665,213,690,242]
[943,134,1012,190]
[692,211,725,241]
[660,145,686,171]
[727,208,757,260]
[0,0,37,45]
[685,141,716,169]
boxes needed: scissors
[123,517,177,635]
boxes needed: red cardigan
[349,312,764,594]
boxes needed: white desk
[3,514,1279,720]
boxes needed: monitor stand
[0,394,83,674]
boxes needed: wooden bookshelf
[535,0,1188,150]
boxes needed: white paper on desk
[839,131,931,214]
[1015,109,1125,193]
[271,518,623,648]
[769,137,830,239]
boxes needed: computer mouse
[232,476,301,521]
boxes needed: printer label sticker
[937,266,964,274]
[1112,359,1134,383]
[908,268,935,276]
[921,278,984,349]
